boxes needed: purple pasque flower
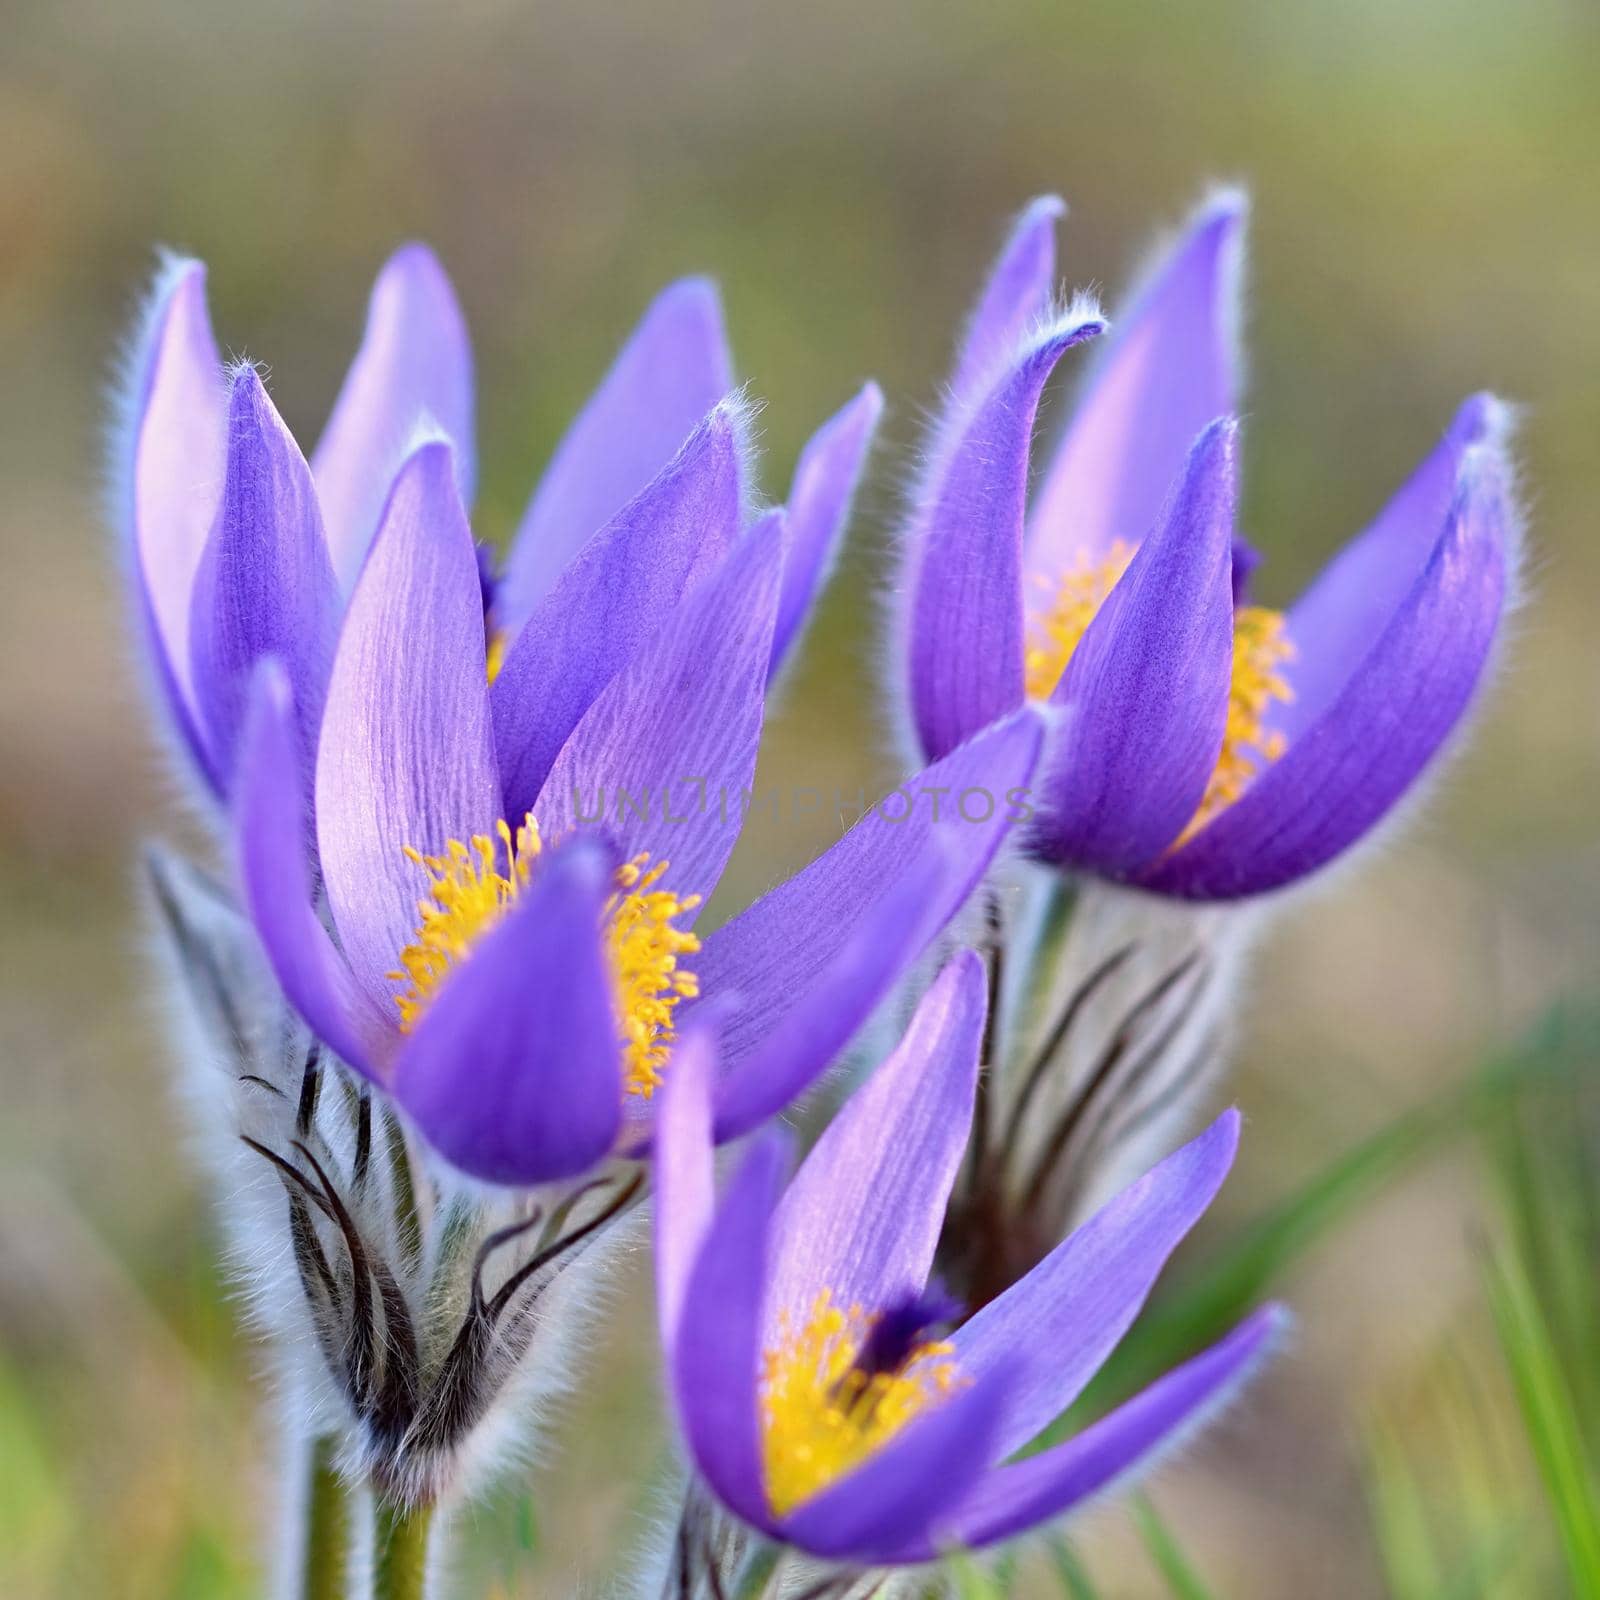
[655,950,1284,1567]
[233,424,1043,1186]
[119,248,879,804]
[899,191,1519,899]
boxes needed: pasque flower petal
[1031,418,1237,873]
[497,277,734,635]
[691,708,1043,1086]
[906,310,1106,761]
[1027,189,1246,577]
[532,508,783,903]
[311,243,476,590]
[895,1305,1287,1557]
[127,258,227,785]
[316,442,501,1017]
[950,1110,1240,1459]
[493,402,748,824]
[777,1364,1015,1562]
[653,1022,719,1356]
[188,367,339,790]
[763,950,986,1340]
[1275,393,1508,741]
[949,194,1064,406]
[670,1129,790,1530]
[233,663,390,1080]
[1140,439,1514,899]
[390,837,623,1184]
[769,383,883,679]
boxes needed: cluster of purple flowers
[120,187,1515,1586]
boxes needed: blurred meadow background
[2,0,1598,1595]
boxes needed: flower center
[759,1289,965,1517]
[1025,545,1296,835]
[388,813,701,1098]
[1023,540,1135,701]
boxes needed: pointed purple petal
[673,1129,789,1533]
[769,383,883,679]
[1141,441,1515,900]
[316,443,501,1017]
[493,403,748,823]
[1277,393,1508,741]
[653,1023,719,1355]
[950,195,1065,406]
[707,853,946,1143]
[777,1364,1016,1563]
[532,509,782,903]
[764,951,986,1340]
[1028,190,1246,576]
[951,1110,1240,1460]
[188,368,340,791]
[311,244,475,590]
[125,259,227,785]
[498,277,734,634]
[908,1306,1287,1557]
[233,664,392,1079]
[692,708,1043,1088]
[390,838,622,1184]
[906,310,1106,762]
[1031,419,1236,872]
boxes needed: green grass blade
[1362,1419,1440,1600]
[1045,1534,1101,1599]
[1133,1496,1219,1600]
[1484,1240,1600,1596]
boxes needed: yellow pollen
[760,1289,965,1517]
[388,814,700,1097]
[485,628,508,684]
[1023,541,1136,700]
[1180,605,1295,839]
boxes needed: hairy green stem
[373,1498,434,1600]
[299,1434,350,1600]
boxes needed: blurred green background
[1,0,1597,1595]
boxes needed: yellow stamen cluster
[1181,605,1295,838]
[760,1289,965,1517]
[389,814,701,1098]
[485,628,508,684]
[603,855,701,1099]
[1023,541,1136,701]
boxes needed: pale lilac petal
[312,244,476,590]
[1276,393,1508,741]
[778,1364,1016,1562]
[1028,190,1246,578]
[951,1111,1240,1460]
[653,1023,719,1354]
[907,310,1106,761]
[769,383,883,678]
[316,443,501,1017]
[532,510,782,903]
[899,1306,1287,1557]
[497,277,734,634]
[950,195,1065,405]
[764,951,986,1341]
[707,854,946,1143]
[1141,442,1515,900]
[391,838,622,1185]
[673,1130,789,1532]
[188,368,339,790]
[233,664,392,1079]
[126,259,227,783]
[692,708,1043,1081]
[1031,419,1236,873]
[493,403,747,823]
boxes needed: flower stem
[373,1498,434,1600]
[731,1541,785,1599]
[300,1435,351,1600]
